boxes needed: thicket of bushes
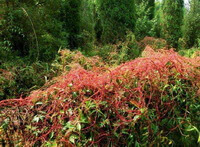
[0,0,200,146]
[0,47,200,146]
[0,60,57,100]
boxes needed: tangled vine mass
[0,47,200,146]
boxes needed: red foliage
[1,47,200,146]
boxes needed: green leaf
[51,141,57,147]
[35,101,43,105]
[77,123,81,131]
[32,115,45,123]
[80,112,88,123]
[151,124,158,134]
[135,141,140,147]
[65,121,75,129]
[72,92,78,98]
[50,132,54,139]
[69,134,78,144]
[1,118,9,130]
[26,125,32,130]
[46,141,58,147]
[133,115,140,121]
[33,116,40,123]
[140,108,147,114]
[60,110,65,114]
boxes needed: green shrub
[52,49,105,73]
[0,71,16,100]
[0,60,57,100]
[96,32,141,65]
[178,48,200,57]
[139,36,167,50]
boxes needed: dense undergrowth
[0,46,200,146]
[0,33,141,101]
[0,60,57,100]
[1,0,200,146]
[0,36,191,102]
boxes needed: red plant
[0,46,200,146]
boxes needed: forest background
[0,0,200,146]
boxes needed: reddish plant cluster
[53,49,105,73]
[139,37,168,50]
[0,46,200,146]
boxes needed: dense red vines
[0,46,200,146]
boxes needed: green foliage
[178,48,200,57]
[0,0,68,61]
[134,1,156,40]
[52,49,105,73]
[0,60,57,100]
[161,0,184,48]
[79,0,96,54]
[1,1,200,145]
[0,71,16,100]
[61,0,81,49]
[183,0,200,48]
[135,0,155,20]
[97,0,136,44]
[96,32,140,64]
[153,1,162,38]
[147,0,155,20]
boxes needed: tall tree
[148,0,155,20]
[135,0,155,20]
[162,0,184,48]
[134,1,155,40]
[153,1,162,38]
[183,0,200,48]
[61,0,82,49]
[97,0,135,44]
[79,0,96,53]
